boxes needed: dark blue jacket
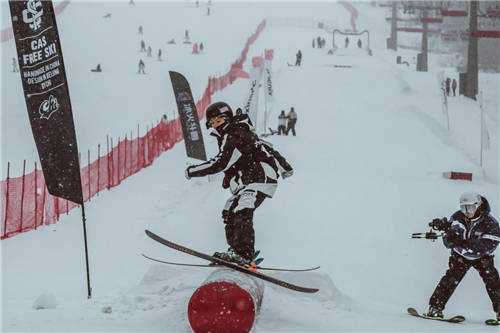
[443,197,500,260]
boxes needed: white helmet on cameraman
[459,191,482,215]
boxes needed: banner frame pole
[81,203,92,299]
[479,91,483,167]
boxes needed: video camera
[428,217,451,232]
[412,217,451,240]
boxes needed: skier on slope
[185,102,294,269]
[425,191,500,322]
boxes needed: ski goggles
[460,203,479,214]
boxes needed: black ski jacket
[443,197,500,260]
[187,117,292,195]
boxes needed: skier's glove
[429,217,451,231]
[222,173,232,189]
[281,169,294,179]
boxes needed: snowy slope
[2,1,499,332]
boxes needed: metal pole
[465,1,478,100]
[479,91,484,167]
[264,77,267,135]
[97,144,100,196]
[110,137,114,187]
[81,204,92,299]
[87,150,91,201]
[19,160,26,232]
[421,8,428,72]
[124,134,128,178]
[117,136,121,183]
[390,0,397,50]
[34,162,38,229]
[445,94,449,131]
[106,135,110,190]
[3,162,10,237]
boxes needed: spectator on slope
[445,77,451,96]
[232,107,254,129]
[185,102,294,270]
[278,110,287,135]
[199,42,204,53]
[140,40,146,52]
[138,25,143,35]
[193,43,198,54]
[12,58,19,72]
[312,38,315,48]
[345,37,349,48]
[158,49,162,61]
[424,191,500,323]
[138,59,146,74]
[286,107,297,136]
[160,114,172,148]
[452,79,457,97]
[295,50,302,66]
[357,38,362,48]
[147,46,152,57]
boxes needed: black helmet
[205,102,233,129]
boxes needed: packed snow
[1,1,499,332]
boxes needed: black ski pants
[429,252,500,312]
[278,125,286,135]
[286,120,296,136]
[222,190,267,261]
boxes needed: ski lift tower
[403,1,444,72]
[463,2,500,99]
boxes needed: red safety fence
[1,19,266,240]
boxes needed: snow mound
[93,264,354,332]
[91,265,205,331]
[32,293,59,310]
[255,271,357,331]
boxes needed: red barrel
[187,268,264,333]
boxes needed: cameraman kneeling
[426,191,500,321]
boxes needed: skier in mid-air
[425,191,500,323]
[185,102,293,269]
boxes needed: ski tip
[485,319,499,326]
[407,307,418,315]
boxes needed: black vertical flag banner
[169,71,207,161]
[9,0,83,204]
